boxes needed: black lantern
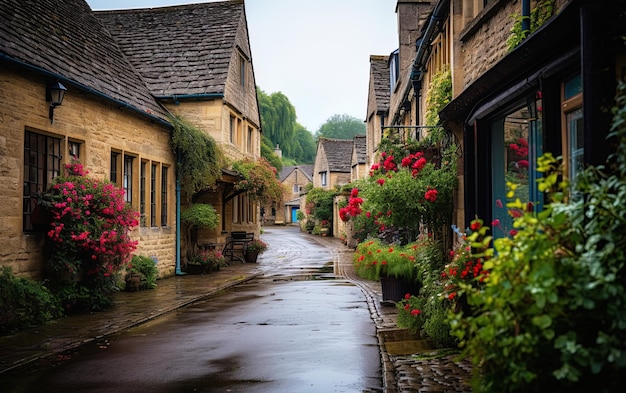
[46,81,67,123]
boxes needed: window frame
[23,130,62,232]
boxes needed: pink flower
[491,219,501,227]
[377,178,385,186]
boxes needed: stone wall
[0,66,176,278]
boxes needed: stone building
[0,0,261,278]
[274,165,313,225]
[96,0,262,246]
[374,0,626,234]
[312,137,354,190]
[365,55,390,168]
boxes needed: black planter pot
[244,250,260,263]
[380,276,420,302]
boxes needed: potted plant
[353,236,436,302]
[186,249,225,274]
[319,220,331,236]
[244,239,267,263]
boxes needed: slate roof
[279,165,314,183]
[95,1,244,97]
[319,138,354,173]
[353,135,367,165]
[0,0,169,122]
[371,55,390,113]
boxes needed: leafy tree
[257,87,317,163]
[232,158,284,206]
[314,114,366,140]
[294,124,316,163]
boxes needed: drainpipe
[522,0,531,35]
[175,149,185,275]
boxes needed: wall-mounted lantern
[46,81,67,123]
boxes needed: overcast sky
[86,0,398,133]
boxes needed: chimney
[396,1,435,75]
[274,144,282,158]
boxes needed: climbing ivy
[170,116,225,200]
[506,0,556,51]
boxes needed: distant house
[96,0,262,245]
[312,137,354,190]
[272,165,314,225]
[0,0,262,278]
[350,135,368,181]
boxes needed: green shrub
[127,255,158,290]
[0,267,62,334]
[449,82,626,392]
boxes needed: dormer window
[389,49,399,91]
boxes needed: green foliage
[507,0,556,51]
[170,115,225,200]
[305,187,336,222]
[314,113,366,140]
[260,138,283,172]
[180,203,219,229]
[232,158,284,205]
[353,236,435,283]
[257,87,316,163]
[449,82,626,392]
[0,267,62,335]
[126,255,158,290]
[296,210,306,221]
[424,66,452,127]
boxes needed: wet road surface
[2,226,383,392]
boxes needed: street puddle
[380,328,434,355]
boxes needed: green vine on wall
[424,66,452,128]
[506,0,556,51]
[170,116,225,201]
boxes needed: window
[320,171,327,187]
[68,141,81,160]
[247,127,253,153]
[293,184,301,193]
[240,54,246,87]
[490,93,543,238]
[150,163,157,227]
[230,115,236,143]
[561,74,583,187]
[161,166,168,226]
[140,161,147,227]
[110,151,120,184]
[389,49,399,91]
[23,131,62,231]
[123,155,134,203]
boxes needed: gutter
[393,0,450,125]
[0,53,173,130]
[156,93,224,104]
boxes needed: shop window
[490,93,543,238]
[140,161,147,227]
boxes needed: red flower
[424,188,438,202]
[470,220,481,231]
[404,293,411,300]
[411,309,421,317]
[377,178,385,186]
[491,218,501,227]
[350,188,359,197]
[509,229,518,237]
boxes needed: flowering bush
[190,249,226,269]
[339,188,363,222]
[233,158,284,205]
[246,239,268,253]
[38,160,139,312]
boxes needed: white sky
[87,0,398,133]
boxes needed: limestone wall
[0,66,176,278]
